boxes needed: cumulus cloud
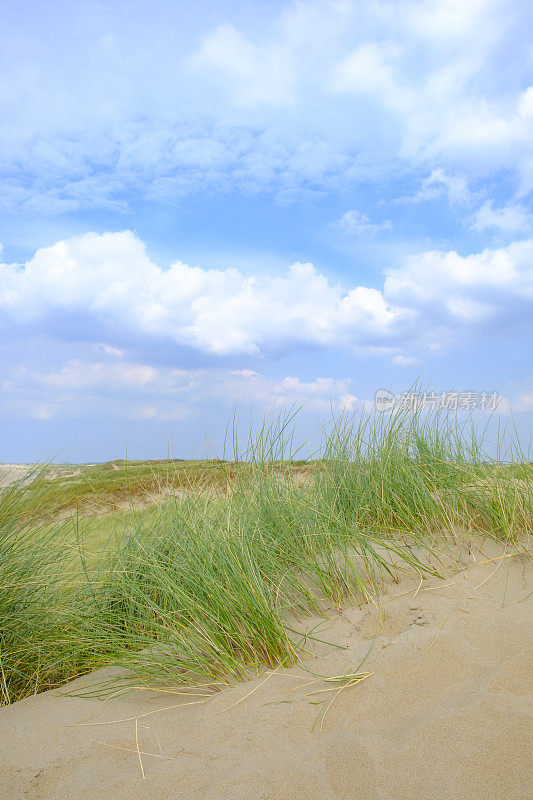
[1,231,532,360]
[384,240,533,322]
[0,231,399,357]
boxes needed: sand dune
[0,465,34,489]
[1,539,531,800]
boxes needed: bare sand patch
[0,464,34,489]
[1,539,531,800]
[0,464,81,490]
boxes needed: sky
[1,0,532,462]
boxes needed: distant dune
[0,464,33,488]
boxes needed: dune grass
[0,472,91,704]
[14,458,240,519]
[1,406,531,705]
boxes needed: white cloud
[31,404,56,420]
[515,391,533,412]
[1,231,532,361]
[331,7,533,177]
[133,405,189,422]
[335,210,392,235]
[1,1,531,209]
[190,24,295,107]
[37,360,157,390]
[391,354,418,367]
[230,369,259,379]
[98,344,124,358]
[0,231,399,357]
[384,239,533,315]
[334,41,405,102]
[402,168,471,205]
[470,200,533,233]
[0,358,358,421]
[339,392,358,411]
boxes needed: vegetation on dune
[16,459,237,519]
[1,406,531,705]
[0,474,90,704]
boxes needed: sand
[0,464,34,489]
[0,464,82,490]
[1,538,531,800]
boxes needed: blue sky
[1,0,532,462]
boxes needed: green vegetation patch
[1,407,531,705]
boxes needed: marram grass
[0,470,91,704]
[1,406,531,704]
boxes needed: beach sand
[1,539,531,800]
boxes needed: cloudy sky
[1,0,532,462]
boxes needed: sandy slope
[1,539,531,800]
[0,465,34,488]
